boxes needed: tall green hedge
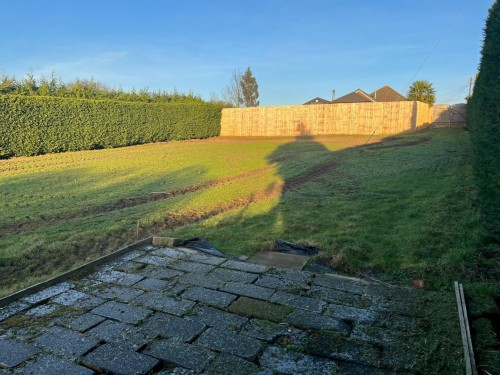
[468,0,500,240]
[0,95,222,157]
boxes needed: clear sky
[0,0,494,105]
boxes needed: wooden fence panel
[220,101,435,136]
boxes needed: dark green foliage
[0,95,222,157]
[468,1,500,241]
[240,67,259,107]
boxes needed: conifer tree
[240,67,259,107]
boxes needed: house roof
[303,97,331,105]
[331,89,375,103]
[370,86,406,102]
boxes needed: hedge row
[0,95,222,157]
[468,1,500,240]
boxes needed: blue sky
[0,0,494,105]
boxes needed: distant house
[303,97,332,105]
[330,85,406,104]
[331,89,375,103]
[369,85,407,102]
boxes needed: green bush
[468,1,500,240]
[0,95,222,157]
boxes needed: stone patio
[0,244,464,374]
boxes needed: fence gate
[431,104,467,127]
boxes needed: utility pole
[468,77,473,98]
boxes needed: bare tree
[222,69,243,107]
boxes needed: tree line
[0,72,205,103]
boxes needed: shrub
[0,95,222,157]
[468,1,500,240]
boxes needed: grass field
[0,128,497,300]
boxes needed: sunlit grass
[0,129,493,297]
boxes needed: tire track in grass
[0,164,275,237]
[0,153,342,238]
[139,155,342,233]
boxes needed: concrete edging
[0,237,153,308]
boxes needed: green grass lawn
[0,128,497,300]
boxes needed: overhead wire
[362,0,468,147]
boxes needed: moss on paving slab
[228,297,293,323]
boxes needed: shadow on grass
[0,164,208,295]
[173,126,490,290]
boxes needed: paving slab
[240,318,288,342]
[270,290,326,313]
[60,312,106,332]
[171,261,216,274]
[83,344,160,375]
[144,338,215,372]
[0,337,40,368]
[204,353,259,375]
[22,282,73,304]
[221,281,275,301]
[228,297,293,323]
[133,291,195,316]
[325,303,380,324]
[304,331,382,368]
[209,268,258,283]
[19,354,94,375]
[267,268,314,284]
[288,309,351,335]
[133,255,175,266]
[88,319,156,350]
[307,285,367,307]
[186,306,248,332]
[151,247,190,259]
[195,327,263,361]
[314,274,367,295]
[25,304,60,317]
[188,253,226,265]
[33,326,99,358]
[259,345,338,374]
[254,275,309,293]
[91,300,152,324]
[94,270,144,286]
[133,277,173,291]
[182,286,236,308]
[50,290,88,306]
[177,272,223,289]
[247,251,308,270]
[221,259,268,273]
[0,301,30,322]
[93,285,144,302]
[141,312,206,342]
[134,265,184,280]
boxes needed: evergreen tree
[240,67,259,107]
[406,80,436,104]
